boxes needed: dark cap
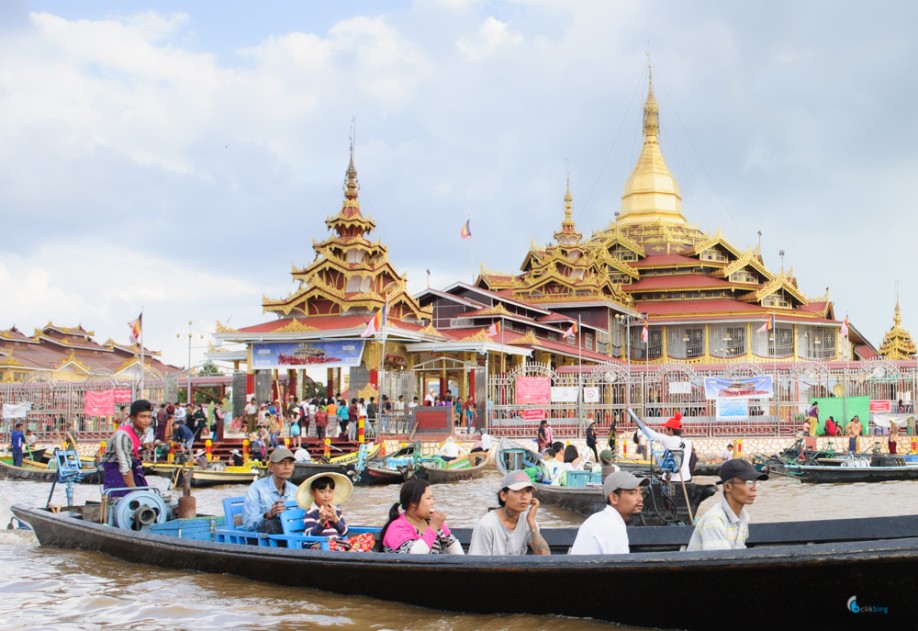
[129,399,154,416]
[269,447,295,463]
[718,459,768,484]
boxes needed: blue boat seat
[214,496,270,547]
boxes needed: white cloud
[457,16,522,60]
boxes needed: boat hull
[0,458,100,484]
[12,505,918,630]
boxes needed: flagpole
[500,316,505,375]
[139,307,145,399]
[577,315,583,438]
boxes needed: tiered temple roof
[879,301,916,360]
[0,323,179,382]
[260,148,432,331]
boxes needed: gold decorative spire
[554,174,582,245]
[617,63,685,228]
[879,299,917,360]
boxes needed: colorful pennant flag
[640,320,649,343]
[460,219,472,240]
[487,321,502,336]
[840,315,849,338]
[757,314,776,333]
[128,312,142,344]
[360,301,388,338]
[562,321,578,339]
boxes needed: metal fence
[0,377,165,443]
[486,359,917,439]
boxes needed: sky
[2,0,917,369]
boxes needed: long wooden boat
[769,460,918,483]
[0,457,101,484]
[495,438,715,524]
[290,442,383,485]
[144,463,263,487]
[354,443,421,486]
[11,503,917,629]
[417,452,488,484]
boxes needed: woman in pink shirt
[378,479,464,554]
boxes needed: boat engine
[111,489,170,530]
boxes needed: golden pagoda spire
[617,60,686,228]
[555,174,581,245]
[342,127,360,215]
[879,297,917,360]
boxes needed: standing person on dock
[243,447,297,534]
[888,421,900,455]
[469,470,550,556]
[846,416,862,454]
[569,471,649,555]
[100,400,153,497]
[687,459,767,551]
[586,422,599,461]
[10,423,25,468]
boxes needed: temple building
[0,323,177,383]
[477,71,876,365]
[879,301,916,360]
[213,71,879,406]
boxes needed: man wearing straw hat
[242,447,297,534]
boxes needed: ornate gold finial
[215,320,239,334]
[643,59,659,139]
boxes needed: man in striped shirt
[687,459,768,551]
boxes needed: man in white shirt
[569,471,648,555]
[439,436,464,461]
[244,398,258,433]
[643,411,693,483]
[687,459,767,551]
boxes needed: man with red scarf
[100,399,154,497]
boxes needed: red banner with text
[84,390,115,417]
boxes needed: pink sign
[869,400,891,413]
[516,377,551,405]
[113,388,133,403]
[84,390,115,417]
[523,408,546,421]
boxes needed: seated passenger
[468,470,549,555]
[377,478,464,554]
[541,448,560,483]
[296,472,352,540]
[687,459,767,551]
[438,436,464,462]
[242,447,297,534]
[598,449,619,479]
[570,471,649,555]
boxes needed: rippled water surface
[2,471,916,630]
